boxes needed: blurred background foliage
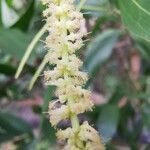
[0,0,150,149]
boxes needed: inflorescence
[42,0,105,149]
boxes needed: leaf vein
[131,0,150,16]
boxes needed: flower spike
[42,0,105,149]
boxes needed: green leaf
[0,63,16,75]
[83,29,120,77]
[12,0,35,31]
[0,112,32,143]
[0,28,35,62]
[118,0,150,42]
[97,104,120,142]
[6,0,13,7]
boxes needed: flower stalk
[42,0,105,149]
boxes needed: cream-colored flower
[79,122,105,150]
[57,127,75,140]
[49,102,70,126]
[42,0,105,149]
[70,98,93,114]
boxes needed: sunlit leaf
[118,0,150,42]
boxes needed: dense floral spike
[42,0,105,149]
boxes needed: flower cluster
[42,0,105,149]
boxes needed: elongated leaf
[118,0,150,42]
[15,25,47,79]
[83,29,120,77]
[97,104,120,142]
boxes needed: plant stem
[68,99,80,129]
[28,55,48,90]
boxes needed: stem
[58,5,84,148]
[60,14,80,130]
[71,114,80,129]
[63,52,80,130]
[68,99,80,129]
[28,56,48,90]
[63,52,83,147]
